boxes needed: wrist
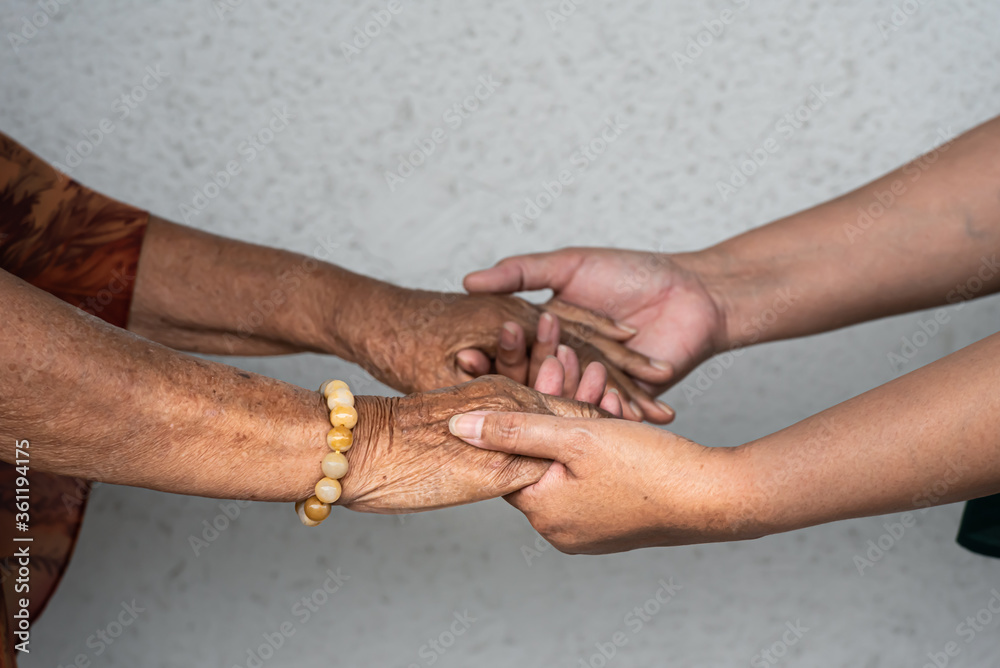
[336,394,398,508]
[642,432,767,545]
[710,443,773,541]
[674,246,791,351]
[302,263,399,363]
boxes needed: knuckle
[564,427,593,460]
[488,412,526,444]
[498,347,523,366]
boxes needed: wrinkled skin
[345,286,664,418]
[340,375,605,513]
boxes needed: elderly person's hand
[128,219,673,422]
[348,286,674,423]
[339,361,623,513]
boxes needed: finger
[601,367,645,422]
[533,356,565,396]
[600,389,624,417]
[606,367,675,424]
[626,380,674,424]
[528,312,560,385]
[574,361,607,405]
[463,250,581,294]
[565,334,674,386]
[545,298,636,341]
[618,376,674,414]
[556,344,581,397]
[448,410,592,462]
[629,378,676,423]
[456,349,491,378]
[495,322,529,384]
[503,460,569,513]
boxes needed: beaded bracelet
[295,379,358,527]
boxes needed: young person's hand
[465,248,729,398]
[447,409,747,554]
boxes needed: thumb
[463,250,581,294]
[448,410,591,463]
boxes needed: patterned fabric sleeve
[0,131,149,667]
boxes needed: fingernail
[538,313,555,342]
[608,388,620,395]
[614,320,638,335]
[629,400,644,419]
[656,400,675,418]
[556,344,571,361]
[651,359,672,372]
[500,323,519,351]
[449,413,485,440]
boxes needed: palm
[494,249,724,392]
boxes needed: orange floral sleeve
[0,132,149,666]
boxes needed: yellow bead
[321,451,349,479]
[326,426,354,452]
[295,500,321,527]
[315,477,342,504]
[329,405,358,430]
[303,495,331,522]
[322,380,349,398]
[325,387,355,410]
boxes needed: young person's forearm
[0,268,338,501]
[128,216,392,362]
[738,330,1000,537]
[686,115,1000,348]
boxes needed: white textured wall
[4,0,1000,666]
